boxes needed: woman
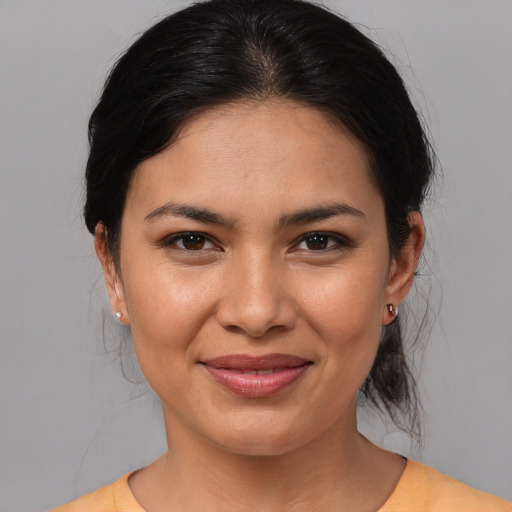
[49,0,510,510]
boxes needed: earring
[386,303,398,317]
[115,311,123,319]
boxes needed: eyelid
[158,231,221,251]
[292,231,353,251]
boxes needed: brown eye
[304,234,330,250]
[161,232,217,251]
[180,234,207,250]
[295,232,347,252]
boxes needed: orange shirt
[52,460,511,512]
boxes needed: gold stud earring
[386,304,398,317]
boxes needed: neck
[129,403,405,512]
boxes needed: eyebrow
[144,201,365,230]
[144,202,236,229]
[277,202,365,229]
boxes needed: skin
[96,100,424,512]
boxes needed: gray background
[1,1,511,510]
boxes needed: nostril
[218,319,295,339]
[223,324,245,335]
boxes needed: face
[98,101,421,456]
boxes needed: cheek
[297,263,387,380]
[121,264,219,375]
[298,262,387,337]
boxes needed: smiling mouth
[201,354,313,398]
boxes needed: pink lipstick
[201,354,312,398]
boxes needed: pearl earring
[115,311,122,319]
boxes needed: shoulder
[381,459,512,512]
[50,472,145,512]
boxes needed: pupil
[183,235,205,250]
[306,235,328,250]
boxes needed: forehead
[125,100,382,221]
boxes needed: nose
[215,253,297,338]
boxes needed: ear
[94,223,130,325]
[382,211,425,324]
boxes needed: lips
[201,354,312,398]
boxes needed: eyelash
[160,232,218,251]
[159,231,351,253]
[294,232,351,252]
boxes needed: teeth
[257,368,274,375]
[240,368,276,375]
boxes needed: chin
[205,413,320,458]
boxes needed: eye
[162,232,217,251]
[295,232,347,251]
